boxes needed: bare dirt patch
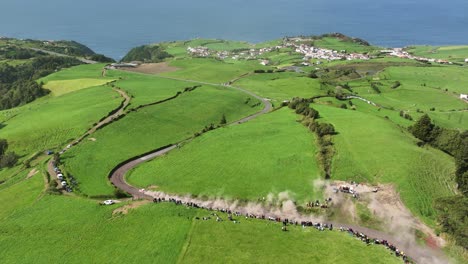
[112,200,150,215]
[123,62,179,75]
[323,180,446,249]
[26,168,38,179]
[88,137,97,141]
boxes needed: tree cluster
[289,97,336,178]
[121,45,173,63]
[88,54,115,63]
[410,114,468,248]
[0,56,81,110]
[0,46,45,60]
[399,110,413,121]
[0,139,18,169]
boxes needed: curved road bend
[110,81,273,196]
[107,78,445,263]
[47,88,131,185]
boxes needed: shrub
[315,123,336,137]
[0,152,18,168]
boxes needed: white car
[103,200,115,205]
[61,181,67,187]
[57,174,64,180]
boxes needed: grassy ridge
[127,108,322,202]
[62,86,262,196]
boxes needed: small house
[460,94,468,100]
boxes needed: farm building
[460,94,468,100]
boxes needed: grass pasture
[313,104,457,225]
[0,85,121,155]
[44,78,114,96]
[162,58,268,83]
[235,72,324,102]
[406,45,468,62]
[0,172,44,219]
[0,197,196,264]
[182,211,400,264]
[105,70,195,107]
[62,86,262,197]
[0,191,401,264]
[127,108,321,202]
[347,66,468,113]
[40,63,109,82]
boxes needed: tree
[316,123,336,137]
[0,139,7,156]
[0,152,18,168]
[410,114,434,142]
[220,114,227,125]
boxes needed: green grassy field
[0,172,44,219]
[127,108,321,202]
[313,104,457,225]
[44,78,114,96]
[162,58,268,83]
[0,85,121,155]
[40,63,109,82]
[182,211,400,264]
[0,37,466,263]
[346,66,468,115]
[0,187,401,264]
[406,45,468,62]
[62,86,262,197]
[105,70,195,107]
[235,72,324,102]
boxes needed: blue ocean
[1,0,467,59]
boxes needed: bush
[435,196,468,248]
[340,103,347,109]
[410,114,434,142]
[0,152,18,168]
[315,123,336,137]
[391,81,401,89]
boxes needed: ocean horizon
[1,0,467,59]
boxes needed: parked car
[57,174,64,180]
[61,181,67,187]
[65,187,73,193]
[103,200,115,205]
